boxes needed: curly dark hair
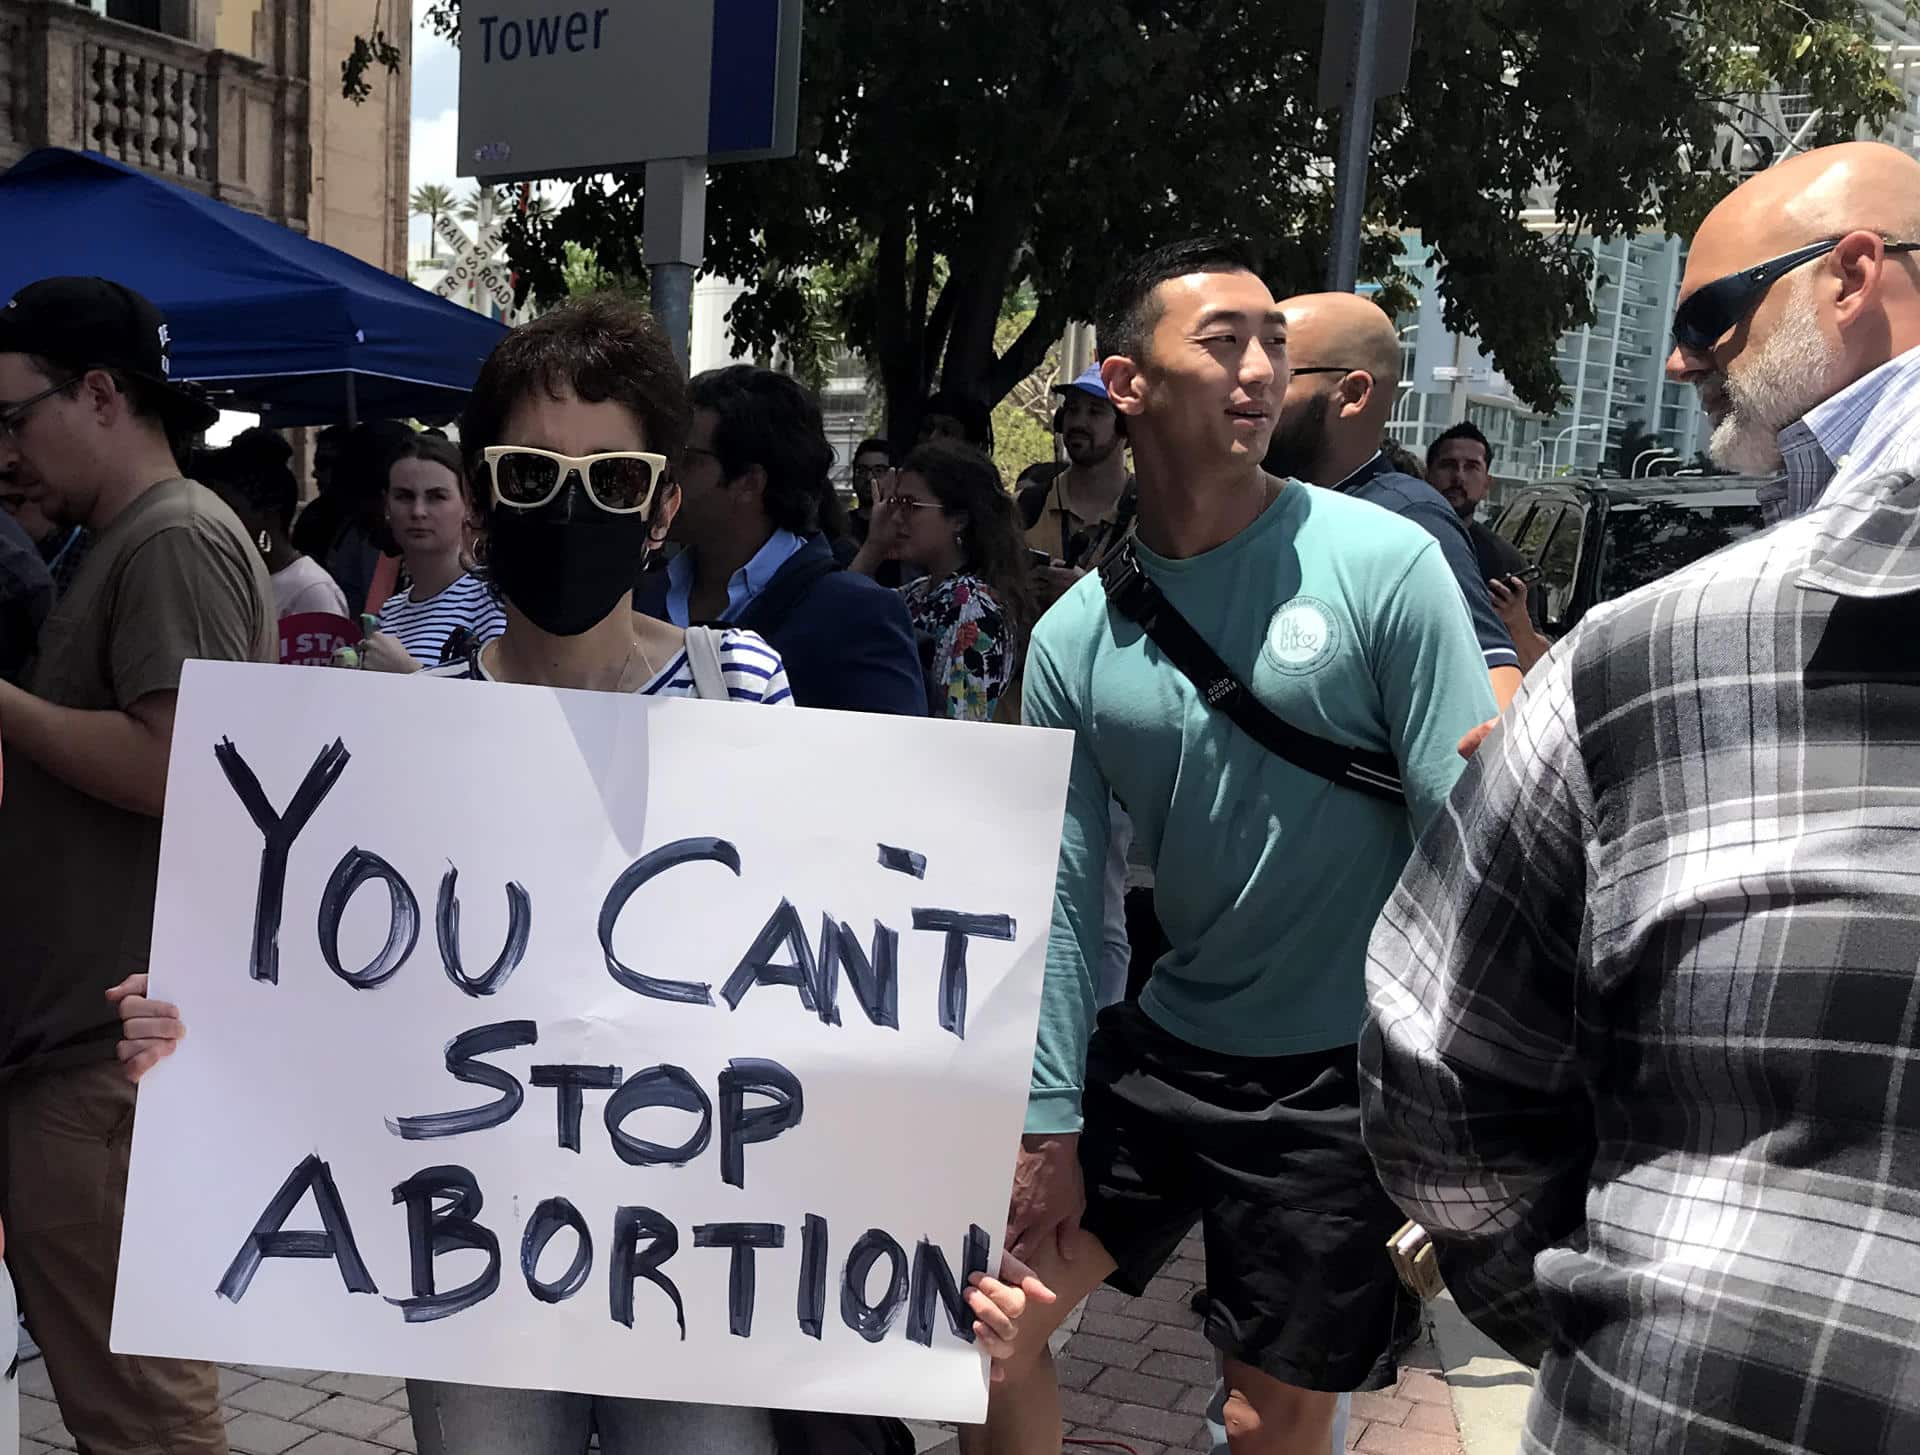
[900,442,1038,651]
[459,294,691,527]
[917,391,995,454]
[195,428,299,533]
[689,365,836,537]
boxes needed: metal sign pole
[458,1,800,371]
[1325,0,1382,293]
[645,158,708,375]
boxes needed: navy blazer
[637,534,927,716]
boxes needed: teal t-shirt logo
[1265,596,1338,674]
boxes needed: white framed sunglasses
[480,446,668,515]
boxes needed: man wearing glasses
[1268,291,1522,711]
[0,277,273,1455]
[638,365,927,715]
[845,435,895,549]
[1363,141,1920,1453]
[1663,142,1920,523]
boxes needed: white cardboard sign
[112,661,1070,1424]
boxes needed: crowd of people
[4,135,1920,1455]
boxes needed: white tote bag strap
[684,625,731,701]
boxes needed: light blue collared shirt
[663,528,808,627]
[1768,344,1920,523]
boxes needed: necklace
[613,633,659,694]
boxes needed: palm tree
[410,183,456,259]
[457,184,502,224]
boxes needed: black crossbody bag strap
[1099,539,1406,806]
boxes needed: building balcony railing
[0,0,308,229]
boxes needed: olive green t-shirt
[0,477,274,1078]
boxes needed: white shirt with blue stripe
[425,628,794,705]
[1769,343,1920,522]
[663,528,809,626]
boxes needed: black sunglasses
[1671,237,1920,352]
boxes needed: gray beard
[1706,283,1842,476]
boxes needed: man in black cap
[0,277,272,1455]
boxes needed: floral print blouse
[900,573,1015,721]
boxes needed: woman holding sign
[109,295,1049,1455]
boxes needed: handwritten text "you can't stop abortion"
[205,734,1018,1354]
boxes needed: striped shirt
[376,571,505,667]
[426,627,793,704]
[1767,342,1920,522]
[1362,463,1920,1453]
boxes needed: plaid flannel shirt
[1362,464,1920,1454]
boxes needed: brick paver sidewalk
[1049,1230,1463,1455]
[19,1228,1463,1455]
[20,1362,419,1455]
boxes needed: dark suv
[1488,477,1768,635]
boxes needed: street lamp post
[1632,447,1680,479]
[1550,422,1603,474]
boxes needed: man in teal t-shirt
[970,241,1496,1455]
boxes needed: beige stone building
[0,0,410,275]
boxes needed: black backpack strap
[1099,538,1405,805]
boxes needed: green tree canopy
[369,1,1903,431]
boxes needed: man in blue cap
[1020,364,1135,606]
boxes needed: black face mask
[484,487,655,637]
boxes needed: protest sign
[277,611,360,667]
[1,1264,15,1453]
[112,660,1071,1423]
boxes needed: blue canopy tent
[0,148,507,426]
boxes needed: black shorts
[1078,1001,1418,1393]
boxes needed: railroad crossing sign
[432,214,515,316]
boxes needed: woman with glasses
[850,442,1036,721]
[359,434,505,671]
[106,297,1047,1454]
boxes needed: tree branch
[872,207,914,439]
[922,274,959,395]
[985,296,1070,404]
[909,222,937,394]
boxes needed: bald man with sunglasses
[1363,140,1920,1454]
[1666,140,1920,521]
